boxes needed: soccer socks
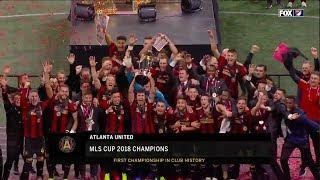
[104,173,111,180]
[122,173,128,180]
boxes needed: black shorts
[24,137,45,158]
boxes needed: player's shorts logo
[59,136,76,153]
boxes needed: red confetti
[0,31,7,39]
[32,29,37,34]
[7,5,15,10]
[38,16,47,21]
[40,38,49,45]
[29,3,40,9]
[0,51,5,58]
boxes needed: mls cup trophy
[136,51,153,85]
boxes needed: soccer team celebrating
[0,30,319,180]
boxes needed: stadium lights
[181,0,202,13]
[69,1,95,22]
[138,3,157,22]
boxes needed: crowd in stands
[0,29,319,180]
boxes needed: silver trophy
[136,51,153,85]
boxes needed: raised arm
[43,61,53,99]
[285,53,302,84]
[244,64,257,96]
[243,45,260,69]
[0,76,13,111]
[67,53,76,75]
[123,45,134,70]
[283,51,302,78]
[162,33,178,57]
[104,31,114,45]
[128,72,137,105]
[147,72,156,103]
[139,36,155,57]
[311,47,319,71]
[251,94,262,116]
[207,29,220,58]
[89,56,101,90]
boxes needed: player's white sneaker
[301,2,307,7]
[287,2,293,8]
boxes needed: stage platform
[70,0,217,46]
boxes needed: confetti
[39,16,47,21]
[32,29,37,34]
[40,38,50,46]
[0,51,5,58]
[29,3,40,9]
[7,5,15,10]
[0,31,7,39]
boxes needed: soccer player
[283,47,319,106]
[150,100,174,134]
[151,54,176,105]
[104,32,127,61]
[128,71,156,134]
[288,53,320,166]
[251,91,273,133]
[148,100,174,179]
[171,96,197,179]
[171,96,197,134]
[208,30,248,98]
[74,91,100,179]
[225,97,252,179]
[1,78,23,179]
[43,62,78,180]
[127,72,156,179]
[280,96,319,180]
[19,89,50,180]
[105,88,130,134]
[185,86,201,112]
[174,68,193,104]
[194,94,217,133]
[267,88,289,179]
[250,91,275,179]
[188,64,227,99]
[103,88,131,180]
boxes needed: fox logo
[279,9,304,17]
[294,9,304,17]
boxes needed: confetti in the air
[0,31,7,39]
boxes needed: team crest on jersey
[59,136,76,153]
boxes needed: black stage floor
[70,1,217,45]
